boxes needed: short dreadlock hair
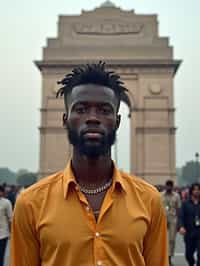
[56,61,127,110]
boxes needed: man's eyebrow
[72,101,114,106]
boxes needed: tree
[181,160,200,185]
[0,168,17,185]
[17,169,29,176]
[176,167,183,186]
[16,172,38,187]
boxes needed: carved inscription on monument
[74,23,143,35]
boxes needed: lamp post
[195,152,199,181]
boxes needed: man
[6,185,17,209]
[161,180,181,265]
[179,183,200,266]
[0,185,12,266]
[11,62,168,266]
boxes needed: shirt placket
[75,185,96,229]
[75,185,115,266]
[94,189,115,266]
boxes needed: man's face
[166,184,173,193]
[0,190,4,197]
[63,84,120,158]
[192,185,200,198]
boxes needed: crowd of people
[161,181,200,266]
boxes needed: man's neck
[71,152,113,188]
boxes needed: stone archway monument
[35,1,181,185]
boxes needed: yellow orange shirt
[11,162,168,266]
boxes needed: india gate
[35,1,181,185]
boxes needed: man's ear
[116,114,121,129]
[63,112,68,128]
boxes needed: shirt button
[95,232,100,237]
[97,260,102,266]
[75,186,79,191]
[86,206,90,212]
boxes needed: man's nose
[85,108,100,124]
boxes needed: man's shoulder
[119,170,160,198]
[161,190,180,198]
[18,170,64,201]
[1,197,12,206]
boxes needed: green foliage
[176,167,183,186]
[181,160,200,185]
[17,169,29,176]
[0,168,17,185]
[0,168,38,187]
[16,172,38,187]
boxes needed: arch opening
[112,101,131,173]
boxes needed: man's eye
[100,107,112,115]
[75,107,86,113]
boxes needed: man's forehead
[70,84,115,99]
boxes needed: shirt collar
[110,165,127,195]
[63,161,77,199]
[63,160,127,199]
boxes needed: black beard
[66,125,116,158]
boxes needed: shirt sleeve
[11,193,40,266]
[178,201,186,228]
[143,193,169,266]
[5,199,13,222]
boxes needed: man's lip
[82,129,104,135]
[82,130,104,139]
[83,132,103,139]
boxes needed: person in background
[161,180,181,265]
[181,187,189,202]
[179,183,200,266]
[0,185,12,266]
[6,185,17,209]
[11,62,168,266]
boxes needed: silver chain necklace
[78,179,113,195]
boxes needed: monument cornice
[136,127,177,134]
[133,107,176,112]
[39,126,65,133]
[35,59,181,75]
[135,172,177,176]
[40,108,64,112]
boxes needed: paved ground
[173,234,187,266]
[4,235,189,266]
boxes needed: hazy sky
[0,0,200,172]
